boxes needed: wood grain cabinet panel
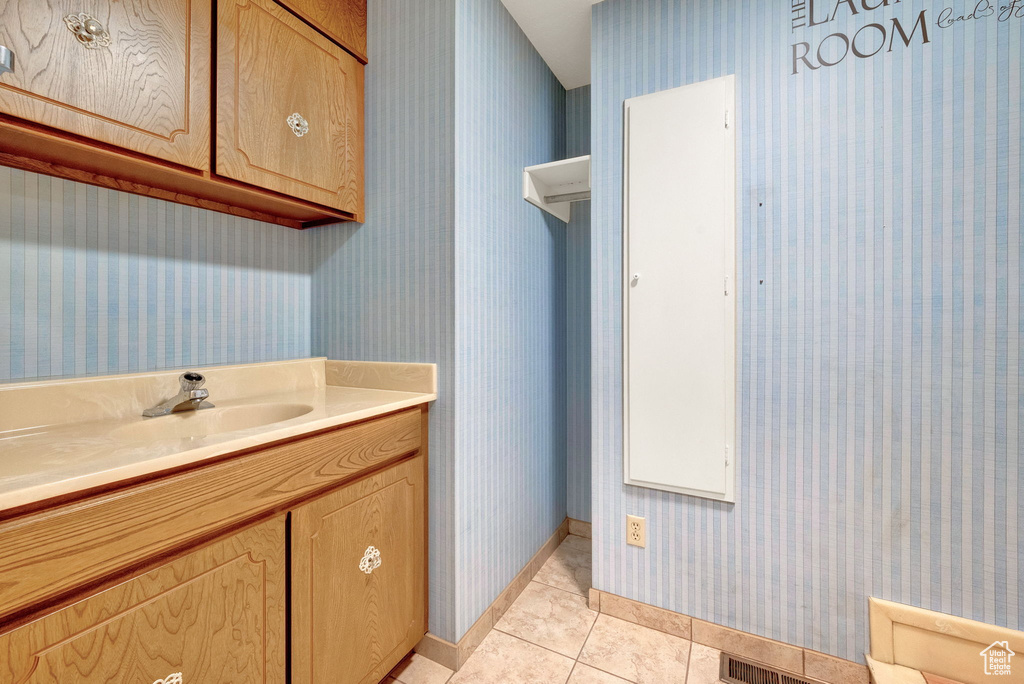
[0,517,287,684]
[0,0,211,170]
[283,0,367,63]
[292,456,427,684]
[0,409,421,625]
[216,0,364,217]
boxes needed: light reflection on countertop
[0,359,436,513]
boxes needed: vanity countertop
[0,358,436,514]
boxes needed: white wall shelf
[523,155,591,223]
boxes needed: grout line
[531,576,591,597]
[526,578,595,602]
[575,607,601,660]
[492,626,580,662]
[681,638,693,683]
[575,616,640,683]
[578,659,640,683]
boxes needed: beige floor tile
[579,614,691,684]
[534,534,592,596]
[390,652,454,684]
[449,630,576,684]
[494,581,598,658]
[683,643,721,684]
[568,663,633,683]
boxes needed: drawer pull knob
[153,674,182,684]
[63,13,111,49]
[359,546,382,574]
[286,112,309,138]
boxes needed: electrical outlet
[626,515,646,548]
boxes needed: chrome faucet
[143,372,215,417]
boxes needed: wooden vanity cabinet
[0,0,212,171]
[292,455,427,684]
[0,407,428,684]
[0,517,287,684]
[216,0,364,218]
[0,0,366,227]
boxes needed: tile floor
[386,535,723,684]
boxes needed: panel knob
[64,13,111,49]
[359,546,382,574]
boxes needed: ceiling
[500,0,601,90]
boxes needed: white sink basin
[112,403,315,442]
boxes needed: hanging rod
[543,190,591,204]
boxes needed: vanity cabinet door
[0,517,287,684]
[216,0,364,218]
[0,0,211,170]
[291,455,427,684]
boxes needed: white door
[623,76,737,502]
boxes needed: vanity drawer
[291,455,427,684]
[0,516,287,683]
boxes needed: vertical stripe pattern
[567,85,593,522]
[0,169,311,382]
[453,0,567,640]
[310,0,459,641]
[590,0,1023,662]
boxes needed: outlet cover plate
[627,515,646,547]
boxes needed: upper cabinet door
[0,0,212,170]
[216,0,364,218]
[283,0,367,63]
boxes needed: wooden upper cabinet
[0,0,211,170]
[216,0,364,218]
[0,517,287,684]
[284,0,367,63]
[291,456,427,684]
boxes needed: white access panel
[623,76,736,502]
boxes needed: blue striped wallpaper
[313,0,570,642]
[453,0,567,639]
[590,0,1022,662]
[0,167,311,383]
[310,0,459,641]
[566,85,592,523]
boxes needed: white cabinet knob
[287,112,309,137]
[153,674,182,684]
[359,546,382,574]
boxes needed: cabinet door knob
[359,546,382,574]
[0,46,13,76]
[152,674,182,684]
[63,13,111,49]
[287,112,309,138]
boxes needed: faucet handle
[179,372,206,392]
